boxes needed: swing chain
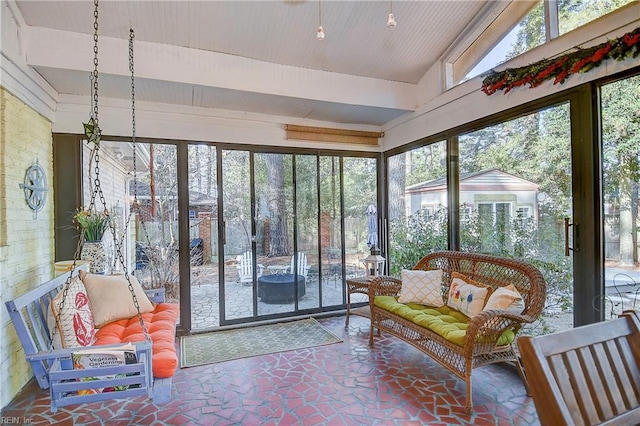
[117,29,137,252]
[130,27,138,210]
[127,28,149,339]
[50,0,102,349]
[51,2,151,347]
[92,0,99,129]
[130,29,136,142]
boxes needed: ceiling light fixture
[317,0,325,40]
[387,0,397,28]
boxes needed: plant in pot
[74,207,110,274]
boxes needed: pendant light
[317,0,325,40]
[387,0,397,28]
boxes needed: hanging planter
[74,207,110,274]
[81,240,109,274]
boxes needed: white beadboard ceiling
[14,0,501,127]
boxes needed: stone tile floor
[1,315,540,425]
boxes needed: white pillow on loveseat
[446,272,492,318]
[398,269,444,306]
[483,284,525,314]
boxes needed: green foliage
[601,76,640,188]
[74,208,109,242]
[557,0,635,35]
[388,207,448,276]
[483,26,640,95]
[390,206,574,314]
[405,143,447,186]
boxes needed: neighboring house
[405,169,540,223]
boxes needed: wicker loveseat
[368,250,547,413]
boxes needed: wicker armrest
[368,276,402,297]
[464,309,534,355]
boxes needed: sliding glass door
[186,145,378,329]
[221,149,254,323]
[600,74,640,319]
[188,144,219,330]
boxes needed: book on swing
[71,342,139,394]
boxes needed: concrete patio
[189,267,369,330]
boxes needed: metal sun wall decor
[19,160,48,218]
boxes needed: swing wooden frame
[5,264,173,413]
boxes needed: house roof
[406,169,539,194]
[12,0,525,127]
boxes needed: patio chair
[518,310,640,426]
[235,251,264,285]
[289,252,311,279]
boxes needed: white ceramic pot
[80,241,108,274]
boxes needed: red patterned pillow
[47,276,97,348]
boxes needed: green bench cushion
[374,295,515,347]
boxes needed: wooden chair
[235,251,264,286]
[289,252,310,279]
[518,311,640,426]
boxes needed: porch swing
[5,0,178,413]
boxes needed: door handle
[221,221,226,244]
[564,217,579,256]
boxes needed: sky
[465,24,520,81]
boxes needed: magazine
[72,343,139,394]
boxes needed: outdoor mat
[180,317,343,368]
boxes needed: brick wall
[81,142,132,273]
[0,87,54,409]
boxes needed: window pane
[558,0,634,36]
[387,142,448,276]
[600,74,640,319]
[343,156,378,306]
[295,154,320,311]
[128,143,181,306]
[188,144,218,330]
[254,153,297,316]
[222,149,252,321]
[319,156,343,307]
[459,104,573,334]
[465,1,544,81]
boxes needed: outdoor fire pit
[258,273,306,304]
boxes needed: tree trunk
[388,153,406,221]
[618,156,637,266]
[207,145,214,197]
[149,144,156,218]
[266,154,290,256]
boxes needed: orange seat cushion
[94,303,179,379]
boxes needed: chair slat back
[291,252,309,277]
[519,311,640,426]
[26,300,49,351]
[240,251,252,276]
[5,265,88,388]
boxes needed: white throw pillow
[47,276,97,348]
[80,271,155,328]
[446,272,492,318]
[398,269,444,307]
[483,284,525,314]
